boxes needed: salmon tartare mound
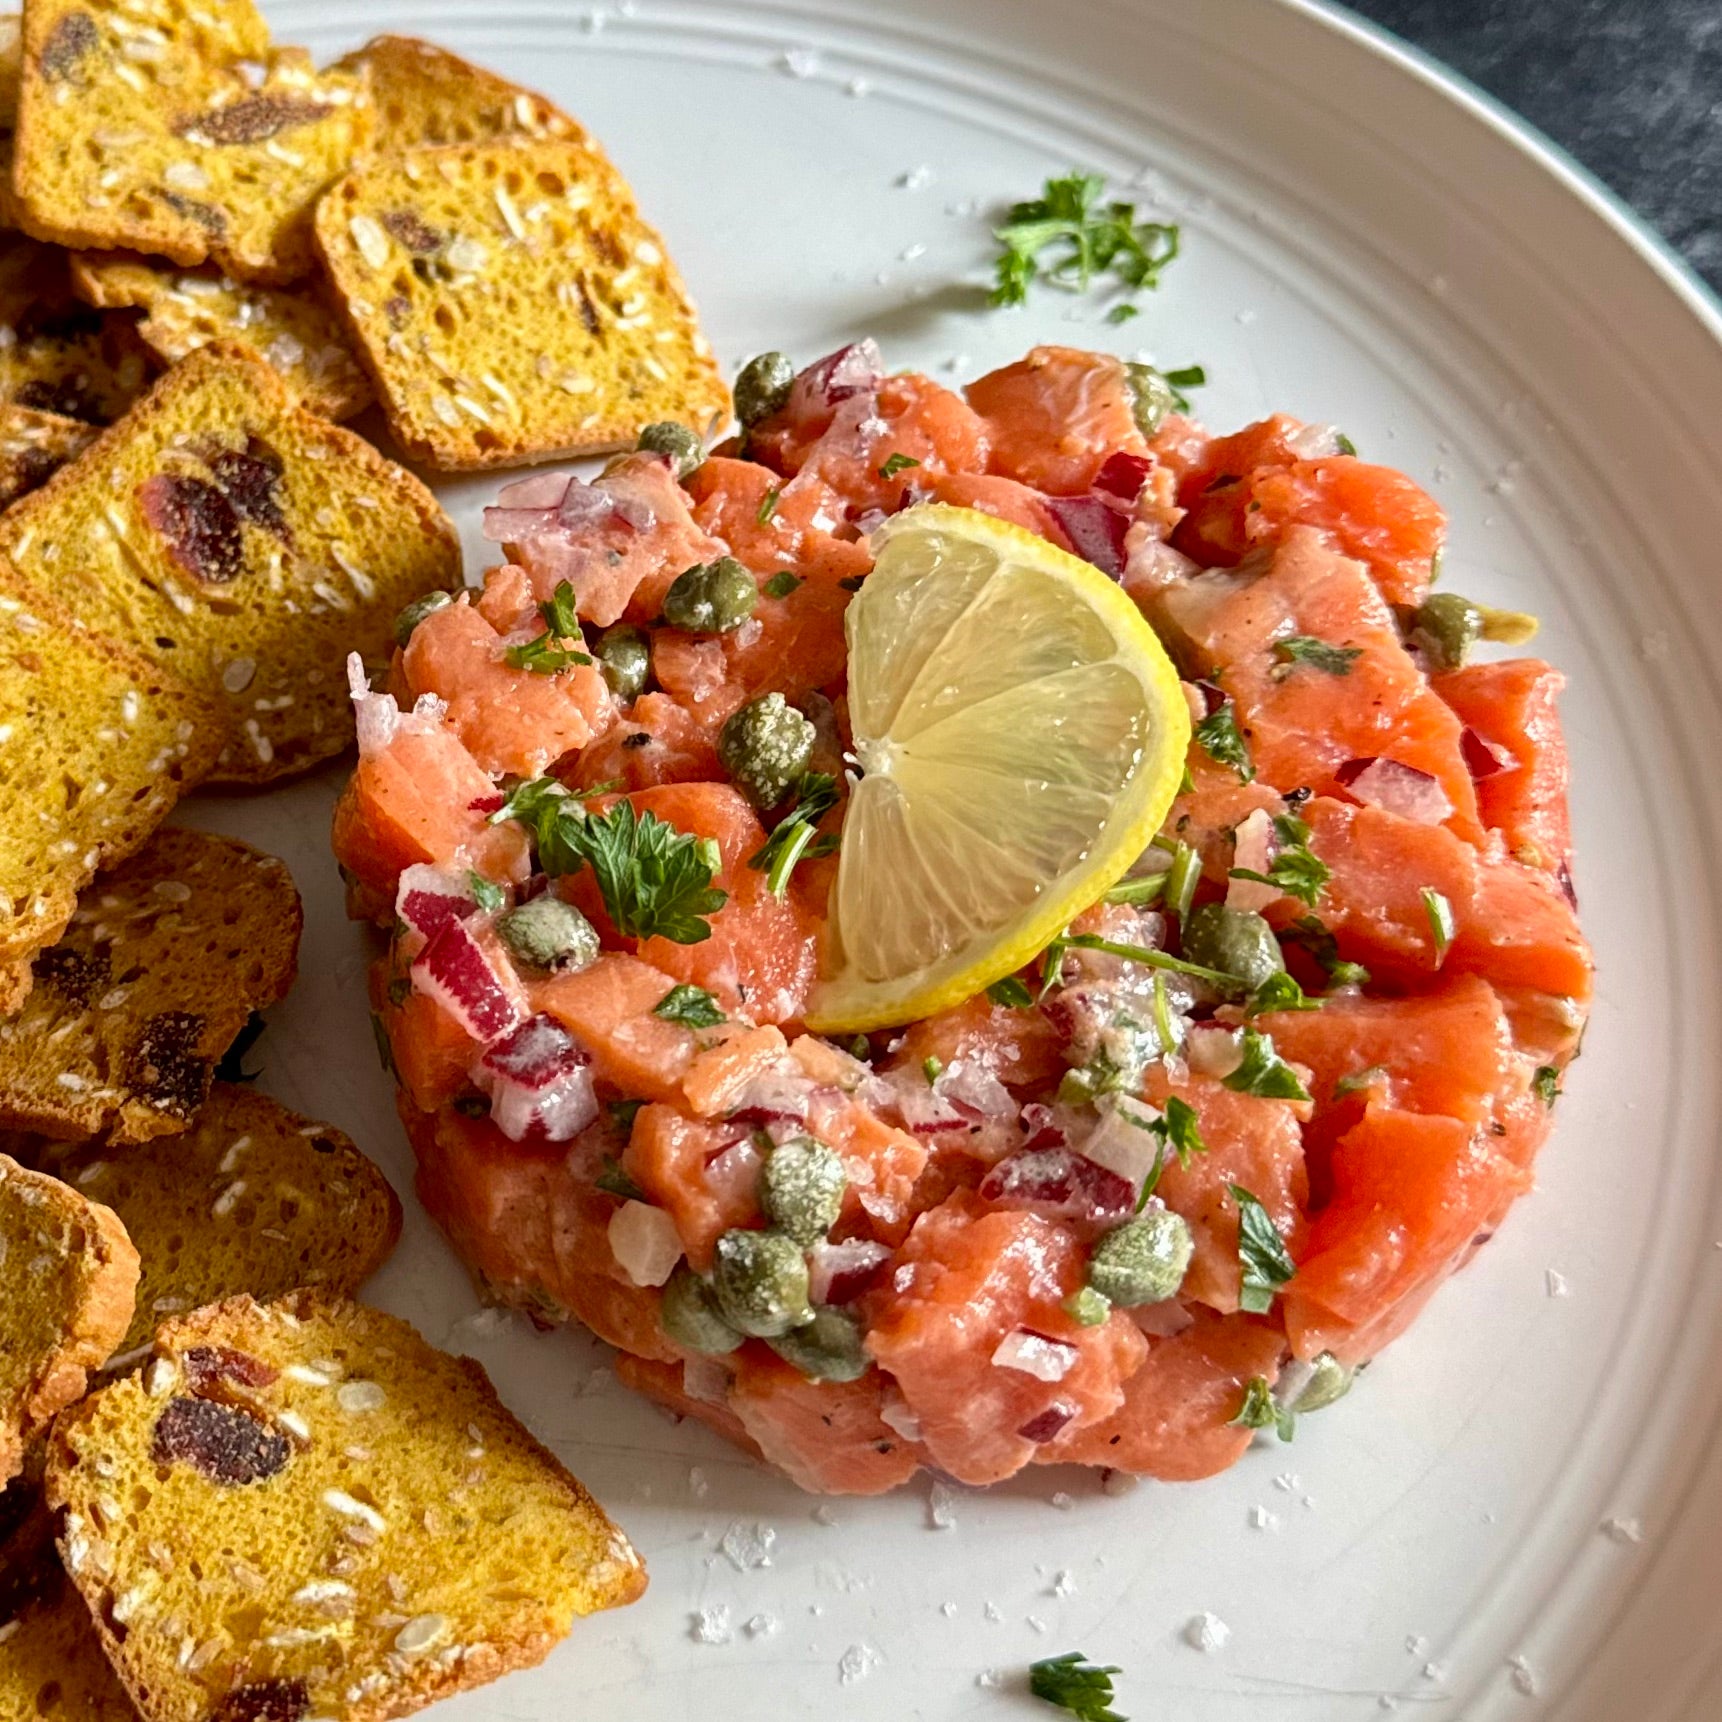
[335,342,1592,1494]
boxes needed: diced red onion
[1191,678,1226,717]
[474,1013,595,1142]
[1046,493,1129,578]
[1336,756,1454,824]
[792,340,885,413]
[878,1385,922,1442]
[991,1330,1077,1382]
[395,863,476,942]
[496,471,576,510]
[1077,1095,1170,1190]
[683,1356,731,1405]
[608,1200,683,1287]
[1227,806,1281,912]
[891,1074,977,1135]
[1460,727,1517,780]
[808,1238,892,1306]
[468,792,505,815]
[936,1060,1017,1120]
[703,1138,765,1210]
[1186,1024,1244,1078]
[412,919,523,1044]
[979,1147,1135,1224]
[1132,1298,1195,1338]
[480,505,563,542]
[724,1063,816,1126]
[1093,452,1153,502]
[1285,422,1345,460]
[851,506,889,536]
[1123,528,1200,594]
[347,652,446,756]
[1018,1403,1077,1442]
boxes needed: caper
[1412,591,1483,672]
[710,1228,812,1339]
[1181,903,1285,990]
[393,588,453,648]
[637,420,704,479]
[717,692,815,810]
[1087,1207,1193,1306]
[1063,1285,1112,1327]
[592,622,651,700]
[1287,1351,1354,1414]
[495,895,600,972]
[661,557,757,633]
[758,1137,846,1245]
[768,1305,869,1382]
[732,351,795,427]
[1124,361,1178,438]
[659,1266,743,1356]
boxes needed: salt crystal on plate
[745,1613,781,1639]
[719,1522,776,1572]
[1508,1655,1539,1696]
[1545,1268,1570,1298]
[690,1606,732,1646]
[976,1669,1004,1689]
[1050,1491,1074,1511]
[838,1643,881,1684]
[1051,1570,1076,1597]
[1602,1515,1643,1544]
[845,76,870,97]
[1250,1506,1279,1531]
[1184,1612,1230,1653]
[778,46,819,78]
[928,1480,959,1530]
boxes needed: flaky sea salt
[1184,1612,1230,1653]
[745,1613,781,1639]
[1545,1268,1570,1298]
[928,1480,960,1529]
[1507,1655,1539,1696]
[778,46,819,78]
[690,1606,732,1645]
[838,1643,881,1684]
[1602,1516,1643,1544]
[719,1522,776,1572]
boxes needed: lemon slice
[806,503,1191,1033]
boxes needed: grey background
[1346,0,1722,291]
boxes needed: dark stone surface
[1345,0,1722,291]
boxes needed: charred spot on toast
[151,1395,291,1484]
[137,473,245,584]
[125,1008,209,1119]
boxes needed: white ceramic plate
[178,1,1722,1715]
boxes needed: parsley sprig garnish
[1273,635,1362,677]
[1029,1651,1126,1722]
[1222,1027,1311,1101]
[504,579,593,674]
[1533,1064,1561,1106]
[878,452,921,478]
[992,171,1179,316]
[1229,812,1330,908]
[1193,698,1253,783]
[1231,1183,1297,1313]
[1279,915,1370,989]
[748,771,840,897]
[1229,1374,1295,1440]
[652,983,726,1029]
[1421,887,1456,966]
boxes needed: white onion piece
[1133,1298,1196,1338]
[1285,421,1345,459]
[347,652,447,757]
[1186,1025,1244,1079]
[704,1139,765,1211]
[1226,806,1282,911]
[878,1385,923,1442]
[991,1330,1078,1383]
[1123,524,1199,593]
[608,1201,683,1288]
[1077,1095,1169,1189]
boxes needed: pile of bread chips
[0,4,732,1713]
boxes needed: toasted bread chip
[0,234,153,422]
[28,1084,402,1359]
[12,1,371,285]
[0,15,20,131]
[315,138,727,471]
[0,828,300,1144]
[70,250,372,420]
[0,401,94,508]
[0,566,223,1014]
[48,1291,647,1721]
[0,1155,139,1485]
[339,34,585,153]
[0,342,460,782]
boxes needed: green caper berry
[659,1266,743,1356]
[393,588,453,648]
[768,1305,869,1382]
[661,557,757,633]
[710,1228,813,1339]
[592,622,651,700]
[758,1137,846,1245]
[1063,1285,1112,1327]
[732,351,795,427]
[1288,1351,1354,1414]
[1181,903,1285,990]
[637,420,704,479]
[717,692,816,810]
[1087,1207,1193,1306]
[495,895,600,972]
[1124,361,1178,438]
[1413,591,1483,672]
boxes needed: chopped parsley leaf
[1028,1651,1126,1722]
[1229,837,1329,909]
[991,170,1179,315]
[467,871,506,913]
[595,1156,646,1201]
[1273,635,1363,676]
[1245,970,1319,1017]
[1105,302,1139,324]
[504,579,592,673]
[1421,887,1456,966]
[747,771,841,898]
[922,1055,943,1086]
[1159,1094,1205,1166]
[878,452,921,478]
[652,983,726,1029]
[987,976,1035,1008]
[1150,972,1178,1057]
[1104,872,1167,907]
[607,1099,644,1133]
[1165,840,1201,923]
[1230,1182,1297,1313]
[1279,915,1371,989]
[1229,1374,1295,1440]
[1334,1064,1387,1098]
[762,570,803,599]
[1335,432,1359,457]
[538,580,580,639]
[1533,1064,1561,1107]
[757,486,781,524]
[1194,699,1254,782]
[1222,1027,1311,1102]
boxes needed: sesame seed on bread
[0,401,94,509]
[0,342,461,783]
[26,1083,402,1361]
[0,564,224,1016]
[11,1,371,286]
[69,251,372,421]
[0,1154,139,1486]
[47,1291,647,1722]
[337,34,586,154]
[0,827,301,1145]
[313,137,728,471]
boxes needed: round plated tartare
[334,341,1593,1494]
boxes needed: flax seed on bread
[12,0,370,285]
[0,827,300,1143]
[0,402,94,508]
[314,137,728,470]
[0,342,460,783]
[0,564,223,1015]
[28,1084,401,1359]
[337,35,585,154]
[0,1154,138,1486]
[69,251,372,420]
[47,1291,646,1722]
